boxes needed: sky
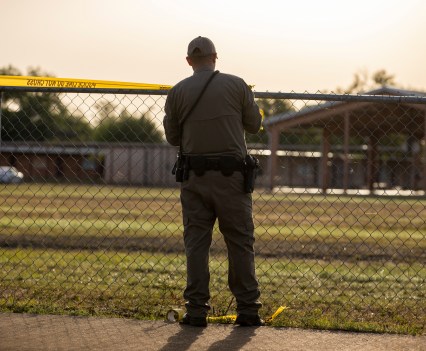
[1,0,426,92]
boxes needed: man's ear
[186,56,193,67]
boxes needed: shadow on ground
[0,313,424,351]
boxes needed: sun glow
[1,0,425,92]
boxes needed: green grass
[1,183,424,263]
[0,183,180,201]
[2,184,425,240]
[0,183,425,334]
[0,248,424,335]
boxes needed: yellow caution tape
[207,306,286,325]
[259,108,265,131]
[207,315,237,324]
[0,75,172,90]
[166,308,185,322]
[264,305,286,324]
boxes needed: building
[1,86,425,194]
[263,87,426,194]
[0,142,176,186]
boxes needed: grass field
[0,183,425,334]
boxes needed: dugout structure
[263,87,426,194]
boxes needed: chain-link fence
[0,85,425,334]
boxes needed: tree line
[0,65,163,143]
[1,65,399,145]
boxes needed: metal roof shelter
[263,87,426,194]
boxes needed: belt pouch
[189,156,207,176]
[219,156,236,176]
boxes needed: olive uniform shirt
[163,68,261,157]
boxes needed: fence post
[268,128,279,191]
[343,112,350,193]
[406,135,418,190]
[321,128,330,194]
[367,136,378,194]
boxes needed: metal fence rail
[0,86,425,334]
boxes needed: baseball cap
[187,36,217,57]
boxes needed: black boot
[179,313,208,327]
[234,314,264,327]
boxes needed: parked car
[0,166,24,183]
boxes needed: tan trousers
[180,170,261,317]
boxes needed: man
[163,36,263,327]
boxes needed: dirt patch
[1,234,424,263]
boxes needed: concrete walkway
[0,313,424,351]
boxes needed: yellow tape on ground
[0,75,172,90]
[264,305,286,324]
[207,306,286,325]
[207,315,237,324]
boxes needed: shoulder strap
[179,70,219,127]
[178,70,219,153]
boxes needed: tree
[1,65,93,142]
[336,69,397,94]
[246,98,294,145]
[93,102,163,143]
[372,69,395,86]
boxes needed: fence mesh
[0,86,425,334]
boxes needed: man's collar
[193,66,215,74]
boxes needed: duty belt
[186,155,244,177]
